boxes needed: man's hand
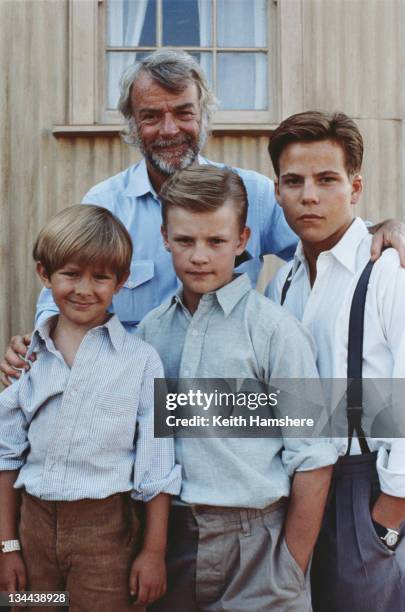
[284,466,333,574]
[371,491,405,529]
[0,551,27,592]
[0,334,33,387]
[129,549,167,607]
[369,219,405,267]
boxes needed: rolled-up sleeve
[132,349,181,502]
[268,316,338,475]
[376,442,405,498]
[0,380,29,470]
[282,441,338,476]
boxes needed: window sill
[52,124,277,137]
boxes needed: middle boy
[139,165,337,611]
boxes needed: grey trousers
[150,500,311,612]
[311,451,405,612]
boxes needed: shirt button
[191,330,198,336]
[127,281,136,289]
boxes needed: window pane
[217,53,267,110]
[162,0,212,46]
[107,0,156,47]
[106,52,149,109]
[217,0,266,47]
[188,53,213,88]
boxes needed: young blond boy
[137,166,338,611]
[0,205,181,611]
[266,111,405,611]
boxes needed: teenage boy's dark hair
[159,166,248,231]
[268,111,364,177]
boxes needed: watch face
[385,531,399,547]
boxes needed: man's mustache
[152,136,191,149]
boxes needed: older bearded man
[1,48,405,383]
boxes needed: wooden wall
[0,0,404,357]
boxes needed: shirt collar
[30,315,59,355]
[128,159,158,198]
[127,155,211,199]
[292,242,306,272]
[328,217,369,272]
[292,217,369,275]
[166,273,252,318]
[102,314,127,351]
[30,314,126,355]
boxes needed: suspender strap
[280,262,301,306]
[280,256,373,454]
[346,259,374,455]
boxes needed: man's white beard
[133,121,209,176]
[148,143,199,176]
[147,137,200,175]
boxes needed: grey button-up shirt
[0,315,181,501]
[138,275,337,508]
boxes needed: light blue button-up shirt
[0,315,181,501]
[137,275,338,509]
[35,158,297,329]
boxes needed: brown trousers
[19,491,142,612]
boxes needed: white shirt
[266,218,405,497]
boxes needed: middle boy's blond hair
[159,166,248,231]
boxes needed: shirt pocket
[112,260,155,326]
[91,392,138,451]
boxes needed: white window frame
[63,0,304,134]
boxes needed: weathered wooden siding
[0,0,404,356]
[301,0,405,223]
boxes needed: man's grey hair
[118,48,217,149]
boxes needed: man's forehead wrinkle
[139,101,197,114]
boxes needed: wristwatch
[372,521,400,549]
[0,539,21,553]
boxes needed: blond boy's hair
[159,166,248,231]
[33,205,132,282]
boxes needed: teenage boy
[266,111,405,612]
[137,165,338,611]
[0,205,181,612]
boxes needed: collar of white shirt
[292,217,370,277]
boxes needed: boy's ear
[236,226,251,255]
[36,262,52,288]
[161,225,170,251]
[350,174,363,205]
[114,272,129,293]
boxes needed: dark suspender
[346,260,374,454]
[280,258,374,454]
[280,262,301,306]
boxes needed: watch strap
[372,521,399,548]
[1,539,21,553]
